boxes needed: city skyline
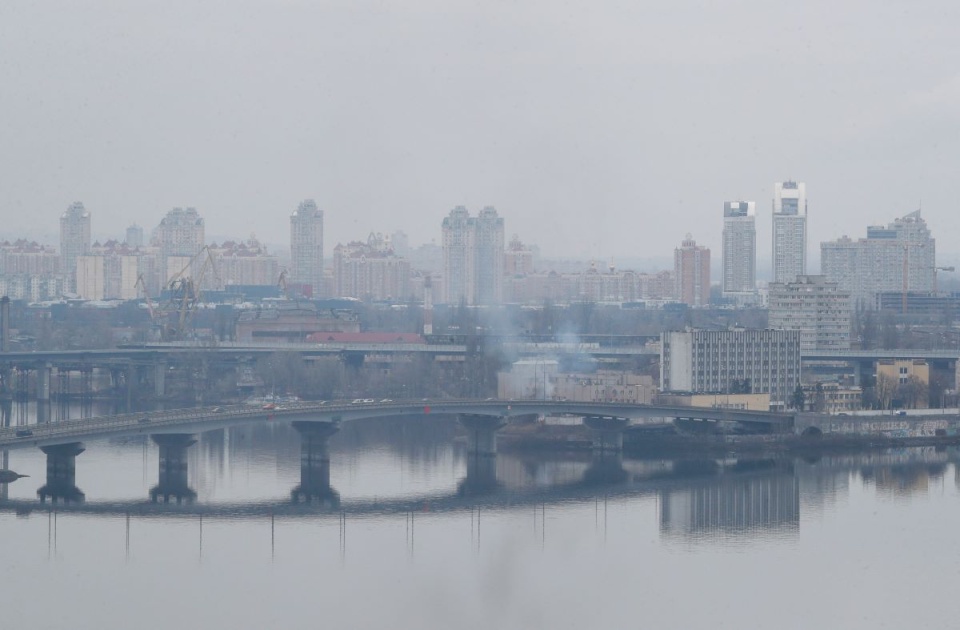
[3,191,948,271]
[2,4,959,261]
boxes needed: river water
[1,402,959,629]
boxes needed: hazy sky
[1,1,958,262]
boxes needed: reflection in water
[4,405,960,630]
[659,460,799,540]
[2,409,960,537]
[36,443,85,504]
[149,434,197,504]
[290,421,340,507]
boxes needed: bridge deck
[0,399,792,449]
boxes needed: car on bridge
[15,429,33,438]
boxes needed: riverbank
[496,421,960,457]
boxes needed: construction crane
[277,268,290,300]
[134,274,157,320]
[134,274,164,339]
[161,246,221,341]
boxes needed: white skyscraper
[473,206,505,305]
[721,201,756,300]
[290,199,324,297]
[441,206,505,305]
[59,201,91,292]
[772,181,807,284]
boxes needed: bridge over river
[0,398,791,506]
[0,398,792,451]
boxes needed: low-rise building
[497,359,560,399]
[655,392,771,412]
[235,302,360,343]
[875,359,930,409]
[801,382,863,413]
[553,371,655,404]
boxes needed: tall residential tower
[674,235,710,307]
[721,201,756,301]
[59,201,91,292]
[154,207,205,285]
[821,210,935,308]
[290,199,324,297]
[772,181,807,284]
[441,206,505,305]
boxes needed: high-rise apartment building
[768,275,852,351]
[772,181,807,283]
[125,224,144,248]
[660,328,802,410]
[674,235,710,307]
[60,201,91,292]
[154,207,205,284]
[290,199,324,297]
[474,207,505,305]
[441,206,505,305]
[722,201,756,301]
[442,206,472,304]
[821,210,936,309]
[504,236,535,277]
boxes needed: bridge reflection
[3,445,954,536]
[2,413,958,552]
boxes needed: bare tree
[875,373,897,410]
[897,376,928,409]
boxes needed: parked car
[262,403,276,410]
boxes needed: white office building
[722,201,757,301]
[772,181,807,284]
[661,328,802,410]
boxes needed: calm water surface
[1,402,959,629]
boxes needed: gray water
[1,403,959,629]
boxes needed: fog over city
[5,4,960,630]
[2,1,959,259]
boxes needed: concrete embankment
[497,412,960,456]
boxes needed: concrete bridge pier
[457,452,500,496]
[149,434,197,504]
[459,414,507,458]
[154,362,167,398]
[583,416,629,453]
[290,421,340,506]
[37,364,51,402]
[36,401,51,424]
[582,451,628,485]
[37,443,86,504]
[457,414,506,496]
